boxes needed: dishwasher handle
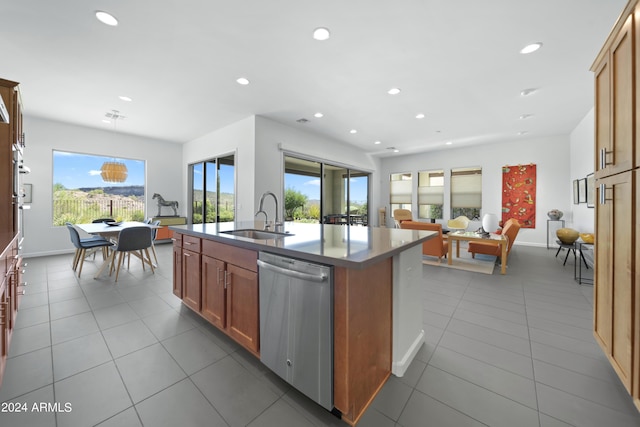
[257,259,328,283]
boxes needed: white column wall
[569,108,596,233]
[181,116,256,221]
[253,116,381,225]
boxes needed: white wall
[182,116,256,221]
[22,116,182,257]
[569,108,595,233]
[180,116,381,224]
[253,116,381,224]
[380,135,571,247]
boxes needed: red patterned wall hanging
[501,164,536,228]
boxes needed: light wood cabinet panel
[635,171,640,407]
[182,248,201,311]
[594,171,634,392]
[595,14,635,179]
[226,263,259,353]
[592,1,639,410]
[594,53,611,177]
[202,255,226,329]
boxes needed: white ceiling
[0,0,627,157]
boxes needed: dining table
[75,221,162,279]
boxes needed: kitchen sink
[220,229,294,240]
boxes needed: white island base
[392,244,425,377]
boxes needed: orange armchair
[400,221,449,262]
[468,218,521,258]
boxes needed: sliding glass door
[284,155,369,225]
[190,154,235,224]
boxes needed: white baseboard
[392,329,424,377]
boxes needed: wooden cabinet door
[594,171,634,392]
[182,249,201,311]
[172,240,182,298]
[635,170,640,407]
[596,14,635,178]
[202,255,226,329]
[0,283,7,360]
[226,264,259,353]
[594,51,611,177]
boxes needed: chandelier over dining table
[100,161,128,182]
[100,109,128,183]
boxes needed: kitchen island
[170,221,434,425]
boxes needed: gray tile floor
[0,243,639,426]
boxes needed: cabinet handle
[183,252,191,257]
[225,270,231,288]
[599,183,613,205]
[599,148,612,170]
[18,290,25,296]
[217,267,223,286]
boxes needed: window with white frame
[390,172,412,216]
[418,169,444,219]
[450,167,482,220]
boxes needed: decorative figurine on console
[152,193,179,217]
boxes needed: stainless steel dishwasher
[258,251,333,410]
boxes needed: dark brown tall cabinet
[0,78,25,385]
[591,0,640,411]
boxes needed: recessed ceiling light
[314,112,324,118]
[520,42,543,54]
[102,119,111,124]
[445,141,453,145]
[393,149,400,153]
[416,113,425,119]
[387,88,401,95]
[119,96,132,102]
[313,27,330,41]
[95,11,118,26]
[520,88,537,96]
[519,114,533,119]
[236,77,250,85]
[374,140,381,145]
[349,129,357,134]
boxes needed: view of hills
[76,185,144,197]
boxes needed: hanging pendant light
[100,110,128,183]
[101,161,128,182]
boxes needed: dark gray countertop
[169,221,435,269]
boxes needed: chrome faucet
[256,191,281,229]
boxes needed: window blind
[451,169,481,208]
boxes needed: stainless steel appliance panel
[258,252,333,410]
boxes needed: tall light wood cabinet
[594,171,634,391]
[592,0,640,410]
